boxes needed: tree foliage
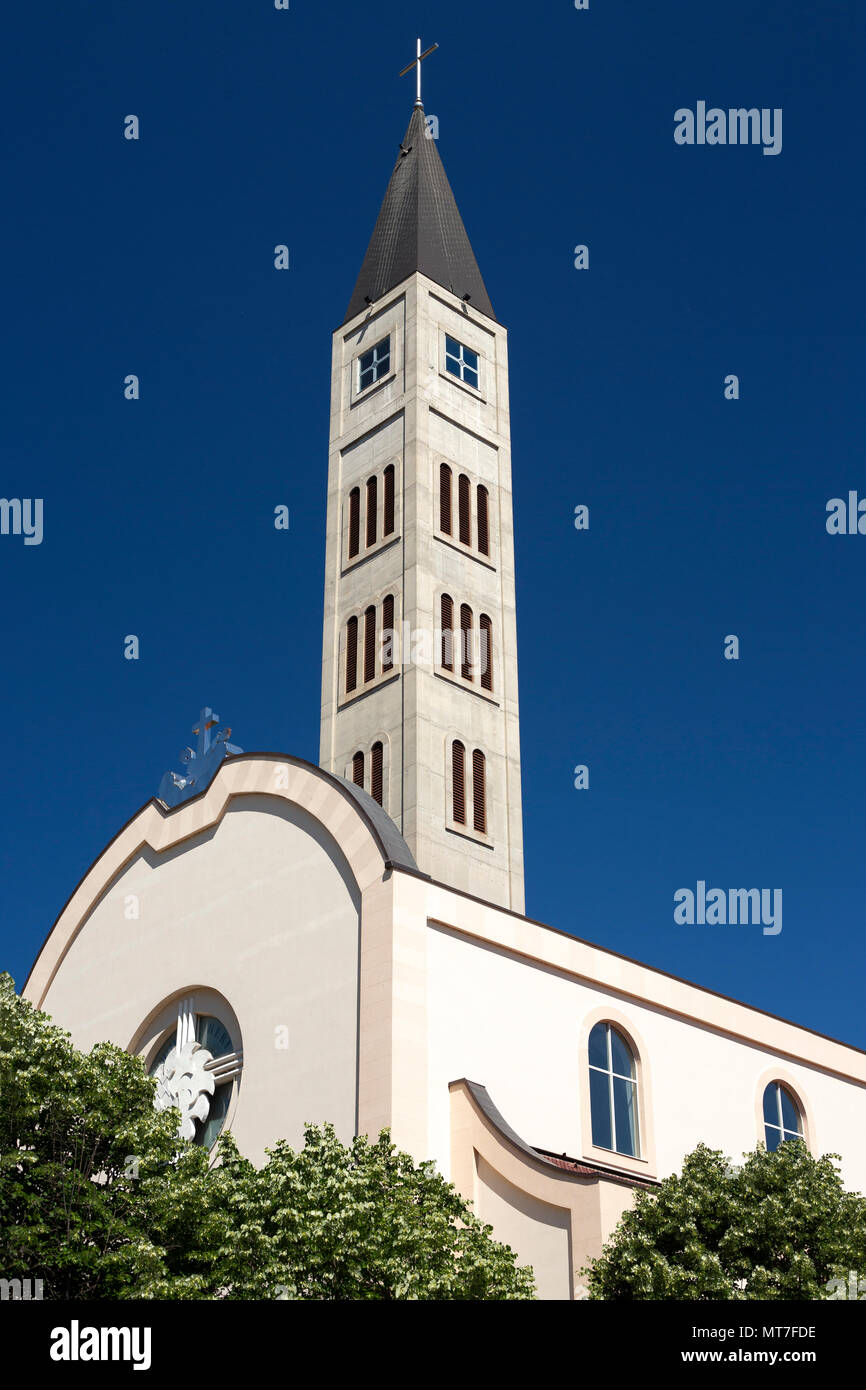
[585,1141,866,1300]
[0,975,534,1299]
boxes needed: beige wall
[379,873,866,1197]
[25,763,383,1165]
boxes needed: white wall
[424,922,866,1192]
[39,794,361,1163]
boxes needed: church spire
[343,104,497,325]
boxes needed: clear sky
[2,1,864,1049]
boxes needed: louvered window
[452,741,466,825]
[366,476,377,547]
[352,751,364,788]
[364,606,376,682]
[345,616,358,693]
[480,614,493,692]
[371,742,384,807]
[440,464,452,535]
[472,750,487,834]
[348,488,360,559]
[381,594,395,674]
[383,465,395,536]
[458,474,471,546]
[477,486,490,556]
[440,593,454,671]
[460,604,473,681]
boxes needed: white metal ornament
[153,1040,216,1141]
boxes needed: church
[23,51,866,1300]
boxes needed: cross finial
[399,37,438,108]
[192,707,220,759]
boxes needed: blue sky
[2,0,864,1049]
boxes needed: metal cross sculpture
[399,37,438,107]
[157,706,243,808]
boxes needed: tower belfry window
[458,474,471,546]
[358,335,391,391]
[366,476,378,546]
[348,488,360,559]
[445,335,479,390]
[477,486,490,556]
[383,465,395,536]
[440,464,453,535]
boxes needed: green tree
[584,1141,866,1300]
[203,1125,535,1299]
[0,975,534,1300]
[0,972,213,1299]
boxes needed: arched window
[149,1008,240,1151]
[460,603,473,681]
[477,485,490,556]
[458,473,471,546]
[366,476,378,547]
[452,741,466,824]
[762,1082,804,1152]
[381,594,395,674]
[440,593,454,671]
[383,464,395,536]
[345,616,358,693]
[348,487,360,559]
[351,751,364,788]
[371,741,384,806]
[440,464,452,535]
[479,614,493,692]
[472,749,486,833]
[588,1022,639,1157]
[364,606,376,682]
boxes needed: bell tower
[319,62,524,912]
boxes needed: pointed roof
[343,105,496,325]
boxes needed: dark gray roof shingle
[343,105,496,325]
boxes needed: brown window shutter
[348,488,360,559]
[364,606,376,682]
[371,741,384,806]
[477,486,490,556]
[366,476,377,547]
[472,749,486,834]
[352,751,364,788]
[460,603,473,681]
[458,474,471,546]
[345,616,358,693]
[452,741,466,824]
[381,594,395,673]
[383,465,395,536]
[480,614,493,692]
[440,593,454,670]
[440,464,452,534]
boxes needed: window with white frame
[762,1082,804,1152]
[588,1021,640,1158]
[148,997,241,1151]
[444,335,479,389]
[358,336,391,392]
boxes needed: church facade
[24,86,866,1301]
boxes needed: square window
[444,335,480,390]
[358,336,391,393]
